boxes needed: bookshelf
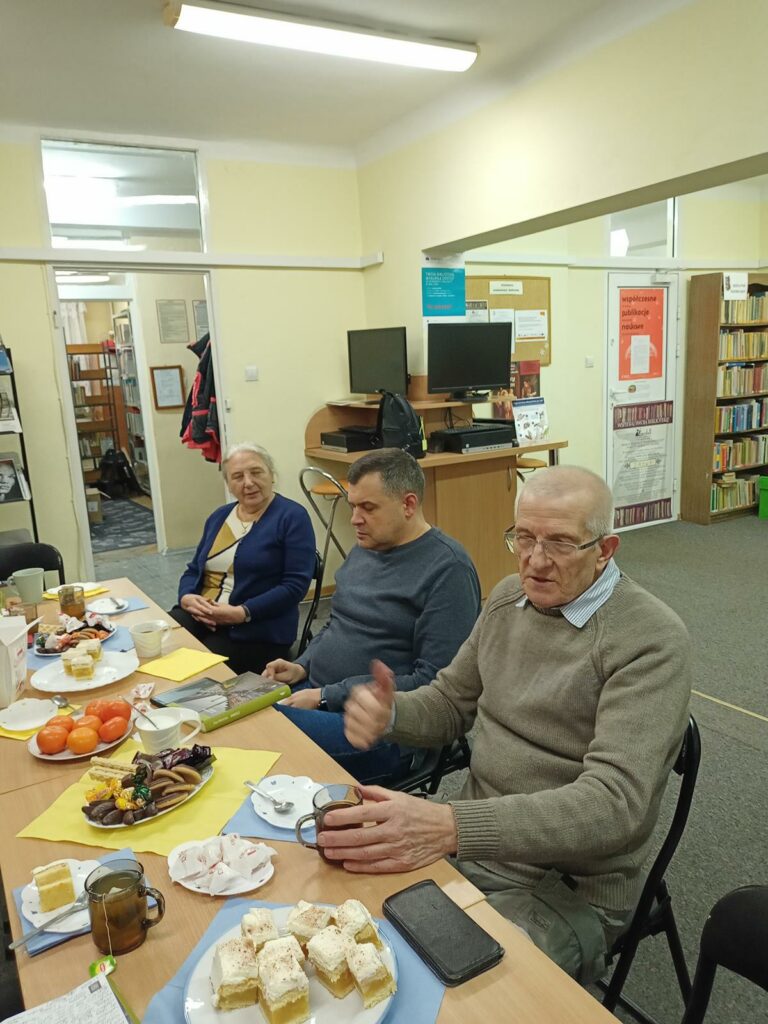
[681,272,768,524]
[67,342,120,486]
[113,310,149,494]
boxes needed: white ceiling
[0,0,691,160]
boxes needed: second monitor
[428,322,512,401]
[348,326,409,397]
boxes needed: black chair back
[297,551,325,656]
[0,542,65,586]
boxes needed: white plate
[87,598,129,615]
[0,698,58,732]
[30,650,140,693]
[20,858,100,933]
[27,709,136,762]
[85,764,214,828]
[183,906,397,1024]
[33,621,117,658]
[249,775,323,831]
[167,839,275,896]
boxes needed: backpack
[375,392,425,459]
[97,448,142,499]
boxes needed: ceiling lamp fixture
[163,1,478,72]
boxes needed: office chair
[514,455,547,483]
[299,467,349,566]
[296,551,325,657]
[391,737,472,796]
[681,885,768,1024]
[0,542,65,586]
[599,715,701,1024]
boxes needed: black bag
[376,392,425,459]
[97,448,142,499]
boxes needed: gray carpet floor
[89,498,157,553]
[3,517,768,1021]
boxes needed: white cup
[133,707,202,755]
[130,619,171,659]
[11,568,45,604]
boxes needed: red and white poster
[618,288,664,381]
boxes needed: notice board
[465,274,552,366]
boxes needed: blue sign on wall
[421,267,466,317]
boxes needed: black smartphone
[383,879,505,986]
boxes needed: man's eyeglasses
[504,528,603,559]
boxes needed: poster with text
[618,288,664,381]
[612,401,674,528]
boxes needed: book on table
[151,671,290,732]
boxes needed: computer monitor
[427,322,512,400]
[347,327,408,396]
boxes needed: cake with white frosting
[210,937,259,1010]
[347,941,397,1009]
[241,907,279,953]
[259,950,310,1024]
[307,925,355,998]
[286,900,334,951]
[334,898,381,947]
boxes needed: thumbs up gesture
[344,660,397,750]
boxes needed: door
[606,273,679,529]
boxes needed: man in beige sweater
[318,466,692,983]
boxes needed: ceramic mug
[133,706,202,754]
[11,567,44,604]
[129,619,170,659]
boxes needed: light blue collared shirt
[515,557,620,628]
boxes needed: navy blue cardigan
[178,494,315,646]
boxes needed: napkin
[0,704,81,742]
[143,899,446,1024]
[17,742,281,857]
[169,835,276,895]
[44,583,108,600]
[26,626,134,671]
[136,648,228,682]
[12,846,136,956]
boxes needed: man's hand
[180,593,217,628]
[263,659,308,685]
[280,687,321,710]
[318,785,458,873]
[344,660,396,750]
[206,603,247,626]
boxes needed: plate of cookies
[183,899,397,1024]
[81,757,213,828]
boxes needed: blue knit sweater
[178,494,315,646]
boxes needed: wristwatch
[317,689,329,712]
[241,605,251,623]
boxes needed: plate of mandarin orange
[27,699,136,761]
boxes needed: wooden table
[1,578,617,1023]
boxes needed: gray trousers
[454,859,633,984]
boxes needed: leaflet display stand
[0,343,38,541]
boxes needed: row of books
[720,294,768,323]
[718,329,768,360]
[78,436,112,459]
[716,362,768,397]
[710,473,760,512]
[714,398,767,433]
[126,409,144,440]
[712,435,768,472]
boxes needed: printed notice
[612,401,674,528]
[490,308,515,323]
[6,974,132,1024]
[723,272,748,300]
[630,335,651,375]
[515,309,548,341]
[618,289,663,380]
[156,300,189,344]
[490,280,523,295]
[465,299,489,322]
[192,299,209,339]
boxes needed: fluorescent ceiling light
[55,274,112,285]
[52,236,147,252]
[610,229,630,258]
[164,1,477,72]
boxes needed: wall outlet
[244,365,259,382]
[584,357,595,368]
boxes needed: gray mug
[11,567,45,604]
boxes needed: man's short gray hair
[516,466,615,537]
[221,442,276,481]
[347,448,424,502]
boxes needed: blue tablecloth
[144,898,445,1024]
[221,789,340,845]
[27,625,134,671]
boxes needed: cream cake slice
[32,861,75,913]
[307,925,355,998]
[347,941,397,1009]
[257,934,306,968]
[210,937,260,1010]
[259,952,310,1024]
[241,907,279,953]
[286,900,334,951]
[334,898,381,948]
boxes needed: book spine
[198,685,291,732]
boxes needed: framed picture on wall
[150,365,186,410]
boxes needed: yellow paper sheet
[17,741,281,856]
[0,704,81,742]
[43,586,108,600]
[137,648,228,682]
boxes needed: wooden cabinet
[681,273,768,524]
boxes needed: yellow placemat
[17,741,281,856]
[0,704,81,742]
[137,648,228,682]
[43,585,109,600]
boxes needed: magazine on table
[151,671,290,732]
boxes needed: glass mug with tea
[85,858,165,956]
[59,584,85,619]
[295,784,362,862]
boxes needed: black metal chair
[598,715,702,1024]
[296,551,325,657]
[0,541,65,586]
[391,737,472,796]
[681,885,768,1024]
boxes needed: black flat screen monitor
[348,327,408,396]
[428,322,512,400]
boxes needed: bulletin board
[465,274,552,366]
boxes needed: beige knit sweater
[390,573,691,911]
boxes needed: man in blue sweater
[265,448,481,784]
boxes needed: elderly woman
[170,443,315,674]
